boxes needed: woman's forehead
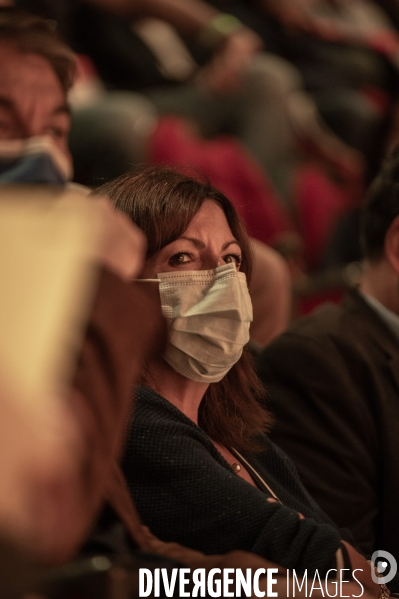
[181,199,233,237]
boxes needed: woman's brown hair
[96,166,271,452]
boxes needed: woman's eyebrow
[178,236,205,249]
[222,240,241,251]
[178,236,241,250]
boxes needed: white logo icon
[371,550,397,585]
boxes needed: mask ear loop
[134,279,160,283]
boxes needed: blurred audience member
[14,1,364,199]
[257,146,399,561]
[209,0,399,178]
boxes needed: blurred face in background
[0,41,71,159]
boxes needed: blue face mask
[0,137,73,185]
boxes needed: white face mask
[141,263,253,383]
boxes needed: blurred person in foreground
[0,4,166,572]
[257,146,399,563]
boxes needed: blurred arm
[83,0,263,93]
[84,0,223,32]
[0,204,165,564]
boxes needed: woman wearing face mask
[95,167,393,592]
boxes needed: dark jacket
[122,386,353,576]
[256,289,399,560]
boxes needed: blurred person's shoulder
[282,289,369,342]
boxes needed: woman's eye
[169,252,192,266]
[224,253,242,267]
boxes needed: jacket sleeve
[256,331,379,556]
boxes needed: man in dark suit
[257,147,399,561]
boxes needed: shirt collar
[360,291,399,341]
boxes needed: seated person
[256,146,399,562]
[94,166,397,591]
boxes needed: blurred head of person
[0,8,76,181]
[360,145,399,315]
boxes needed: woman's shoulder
[134,384,180,419]
[128,385,221,464]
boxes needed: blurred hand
[267,0,318,34]
[267,0,345,40]
[0,371,82,557]
[196,27,263,95]
[139,525,208,564]
[94,198,147,281]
